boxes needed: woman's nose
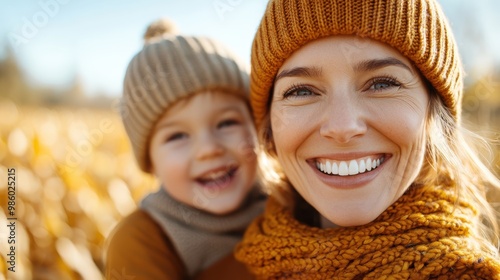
[195,131,225,160]
[319,95,367,144]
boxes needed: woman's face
[271,35,429,226]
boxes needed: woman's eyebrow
[354,57,413,74]
[274,58,412,84]
[275,66,323,83]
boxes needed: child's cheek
[154,144,190,181]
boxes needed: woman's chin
[320,209,381,228]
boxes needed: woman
[235,0,500,278]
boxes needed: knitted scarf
[235,185,500,279]
[141,186,266,277]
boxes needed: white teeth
[201,169,230,181]
[348,160,358,175]
[366,158,372,171]
[326,161,332,174]
[359,159,366,173]
[332,162,338,175]
[316,156,384,176]
[208,170,225,179]
[338,161,348,176]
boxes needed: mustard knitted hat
[250,0,463,128]
[121,22,249,172]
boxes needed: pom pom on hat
[143,18,179,44]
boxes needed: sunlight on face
[149,92,257,215]
[271,35,429,226]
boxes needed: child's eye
[282,84,317,99]
[218,119,240,128]
[166,132,187,142]
[368,77,401,91]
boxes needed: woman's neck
[320,214,340,229]
[293,190,321,227]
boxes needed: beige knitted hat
[121,21,250,172]
[250,0,464,128]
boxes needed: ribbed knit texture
[250,0,463,128]
[235,185,500,279]
[141,186,266,277]
[121,35,249,172]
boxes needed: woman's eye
[283,85,316,98]
[218,119,240,128]
[166,132,187,142]
[369,77,401,91]
[295,88,313,96]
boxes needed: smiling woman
[271,36,430,227]
[235,0,500,278]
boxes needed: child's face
[149,92,257,215]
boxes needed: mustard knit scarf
[235,185,500,279]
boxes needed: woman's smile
[314,154,386,176]
[306,153,390,190]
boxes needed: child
[105,19,265,279]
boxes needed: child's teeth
[209,171,224,179]
[202,169,229,181]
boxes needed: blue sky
[0,0,499,97]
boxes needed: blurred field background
[0,1,500,280]
[0,105,157,279]
[0,46,162,279]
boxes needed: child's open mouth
[196,165,238,189]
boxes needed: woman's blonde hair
[420,89,500,254]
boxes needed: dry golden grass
[0,101,157,280]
